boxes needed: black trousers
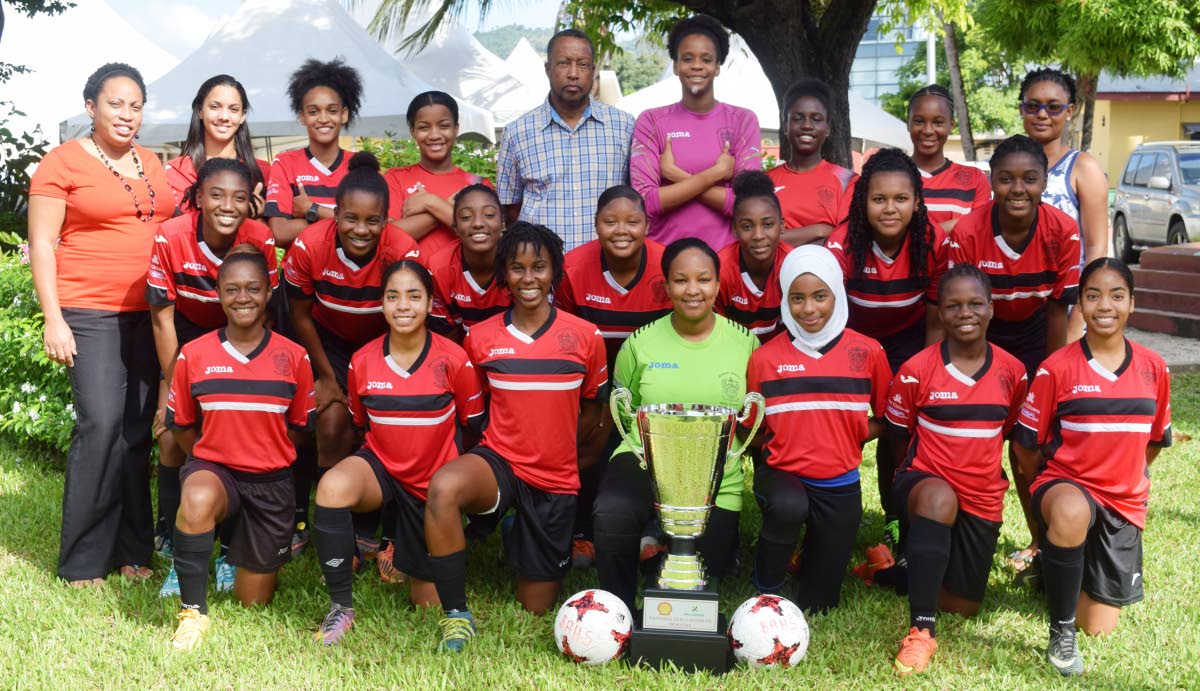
[58,308,158,580]
[593,452,740,614]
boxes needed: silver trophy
[610,388,766,592]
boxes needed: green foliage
[357,136,497,184]
[880,23,1022,136]
[472,23,554,58]
[0,241,73,455]
[612,48,667,95]
[0,101,51,216]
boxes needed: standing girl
[906,85,991,232]
[428,184,511,341]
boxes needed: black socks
[906,516,952,637]
[174,528,215,614]
[753,537,793,595]
[314,504,356,608]
[156,465,181,541]
[430,550,468,613]
[1041,537,1086,628]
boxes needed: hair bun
[348,151,380,173]
[732,169,775,199]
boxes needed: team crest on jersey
[557,330,582,355]
[1140,365,1156,386]
[1045,238,1060,257]
[651,277,668,304]
[847,346,868,373]
[432,357,451,389]
[817,185,835,205]
[720,373,740,401]
[953,167,975,185]
[272,350,290,376]
[997,369,1014,397]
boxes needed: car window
[1123,155,1142,185]
[1151,154,1172,183]
[1133,154,1156,186]
[1179,153,1200,185]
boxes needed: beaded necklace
[89,134,157,222]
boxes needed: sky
[107,0,562,58]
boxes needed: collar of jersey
[504,306,557,343]
[789,330,843,359]
[194,212,234,265]
[601,245,647,294]
[218,327,272,364]
[383,330,433,378]
[939,339,993,386]
[1079,337,1133,381]
[989,203,1039,258]
[305,146,345,176]
[335,231,378,269]
[460,246,495,293]
[920,159,953,178]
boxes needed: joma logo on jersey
[489,347,515,357]
[776,364,806,374]
[1073,384,1101,394]
[322,269,345,280]
[367,381,393,390]
[979,260,1004,270]
[585,294,612,304]
[863,266,878,274]
[452,292,472,303]
[929,391,959,400]
[205,365,234,375]
[648,361,680,369]
[732,295,749,305]
[666,131,691,138]
[295,174,320,182]
[183,262,207,272]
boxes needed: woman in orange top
[28,62,173,587]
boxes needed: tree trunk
[1075,72,1097,152]
[687,0,878,168]
[941,21,975,161]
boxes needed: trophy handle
[609,387,646,466]
[727,391,766,460]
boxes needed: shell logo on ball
[554,589,633,665]
[728,594,810,668]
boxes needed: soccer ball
[553,589,633,665]
[728,594,809,667]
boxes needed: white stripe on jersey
[315,295,383,314]
[367,407,455,426]
[176,287,221,303]
[766,401,870,415]
[200,401,289,413]
[849,293,924,308]
[991,289,1053,301]
[486,376,583,391]
[918,416,1003,438]
[1059,420,1152,434]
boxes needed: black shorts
[313,321,356,392]
[180,459,294,573]
[358,447,434,582]
[879,319,927,374]
[890,469,1001,602]
[467,445,576,581]
[989,311,1048,381]
[1033,478,1144,607]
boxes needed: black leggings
[754,463,862,613]
[593,452,740,614]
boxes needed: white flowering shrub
[0,235,73,454]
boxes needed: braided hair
[937,262,992,302]
[907,84,954,119]
[495,221,565,289]
[183,157,253,214]
[989,134,1048,175]
[1020,68,1077,104]
[845,148,933,281]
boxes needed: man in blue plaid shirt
[497,29,636,251]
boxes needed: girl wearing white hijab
[745,245,892,612]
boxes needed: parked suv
[1111,141,1200,261]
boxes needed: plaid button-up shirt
[497,97,635,251]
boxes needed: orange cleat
[894,627,937,677]
[377,543,408,584]
[571,538,595,568]
[852,543,896,585]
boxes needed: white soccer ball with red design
[728,594,809,667]
[553,589,633,665]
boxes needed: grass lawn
[1,378,1199,689]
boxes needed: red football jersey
[766,161,857,229]
[1016,339,1172,529]
[949,202,1081,323]
[164,155,272,212]
[747,329,891,479]
[715,240,795,343]
[264,147,351,220]
[464,308,609,493]
[429,242,511,334]
[557,239,672,365]
[282,219,421,346]
[920,160,991,229]
[884,341,1028,521]
[384,163,492,257]
[825,223,949,340]
[167,329,315,473]
[347,332,485,500]
[147,212,279,328]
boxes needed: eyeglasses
[1019,101,1070,116]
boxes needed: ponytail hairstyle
[183,157,254,214]
[595,184,645,217]
[1079,257,1135,298]
[495,221,565,289]
[453,182,502,217]
[181,75,263,193]
[845,148,933,280]
[989,134,1048,175]
[937,262,992,302]
[661,237,720,277]
[907,83,954,120]
[381,259,435,297]
[82,62,146,103]
[406,90,460,128]
[287,57,364,126]
[335,152,389,212]
[217,243,270,284]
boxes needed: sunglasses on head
[1019,101,1070,116]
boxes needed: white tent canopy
[59,0,495,144]
[349,4,543,126]
[1,0,180,142]
[617,37,911,151]
[505,37,550,97]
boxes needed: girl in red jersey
[949,134,1080,573]
[264,58,364,245]
[165,248,315,652]
[148,159,279,595]
[428,184,510,341]
[1013,259,1171,677]
[386,91,493,257]
[424,223,608,653]
[746,245,891,612]
[310,260,485,646]
[906,85,990,233]
[164,75,270,215]
[716,171,794,342]
[882,264,1028,677]
[826,148,948,545]
[557,185,672,567]
[766,79,857,246]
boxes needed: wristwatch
[305,202,320,224]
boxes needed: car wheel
[1168,220,1191,245]
[1113,215,1137,263]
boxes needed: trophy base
[631,613,731,674]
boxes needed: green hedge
[357,137,497,185]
